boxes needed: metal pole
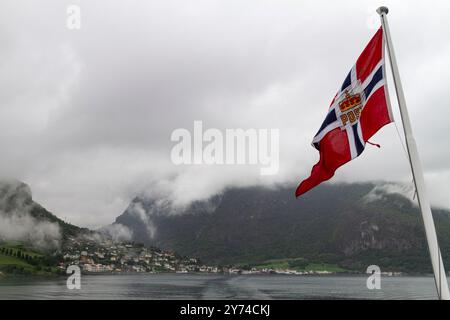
[377,6,450,300]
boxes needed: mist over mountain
[3,178,450,273]
[115,182,450,272]
[0,180,82,250]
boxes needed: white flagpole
[377,6,450,300]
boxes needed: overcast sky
[1,0,450,228]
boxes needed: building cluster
[60,237,204,274]
[59,238,352,275]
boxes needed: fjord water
[0,274,441,300]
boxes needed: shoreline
[66,271,435,278]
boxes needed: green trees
[0,247,12,256]
[1,247,36,263]
[0,248,21,258]
[288,258,309,270]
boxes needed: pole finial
[377,6,389,15]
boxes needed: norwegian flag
[296,27,393,197]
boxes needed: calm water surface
[0,274,442,300]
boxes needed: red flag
[296,28,393,198]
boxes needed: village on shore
[59,237,405,276]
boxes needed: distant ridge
[115,182,450,273]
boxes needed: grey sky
[1,0,450,228]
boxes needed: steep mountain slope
[115,183,450,272]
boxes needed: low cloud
[0,180,61,250]
[96,223,133,243]
[126,201,157,239]
[0,214,61,250]
[363,182,416,205]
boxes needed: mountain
[0,180,84,247]
[115,183,450,273]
